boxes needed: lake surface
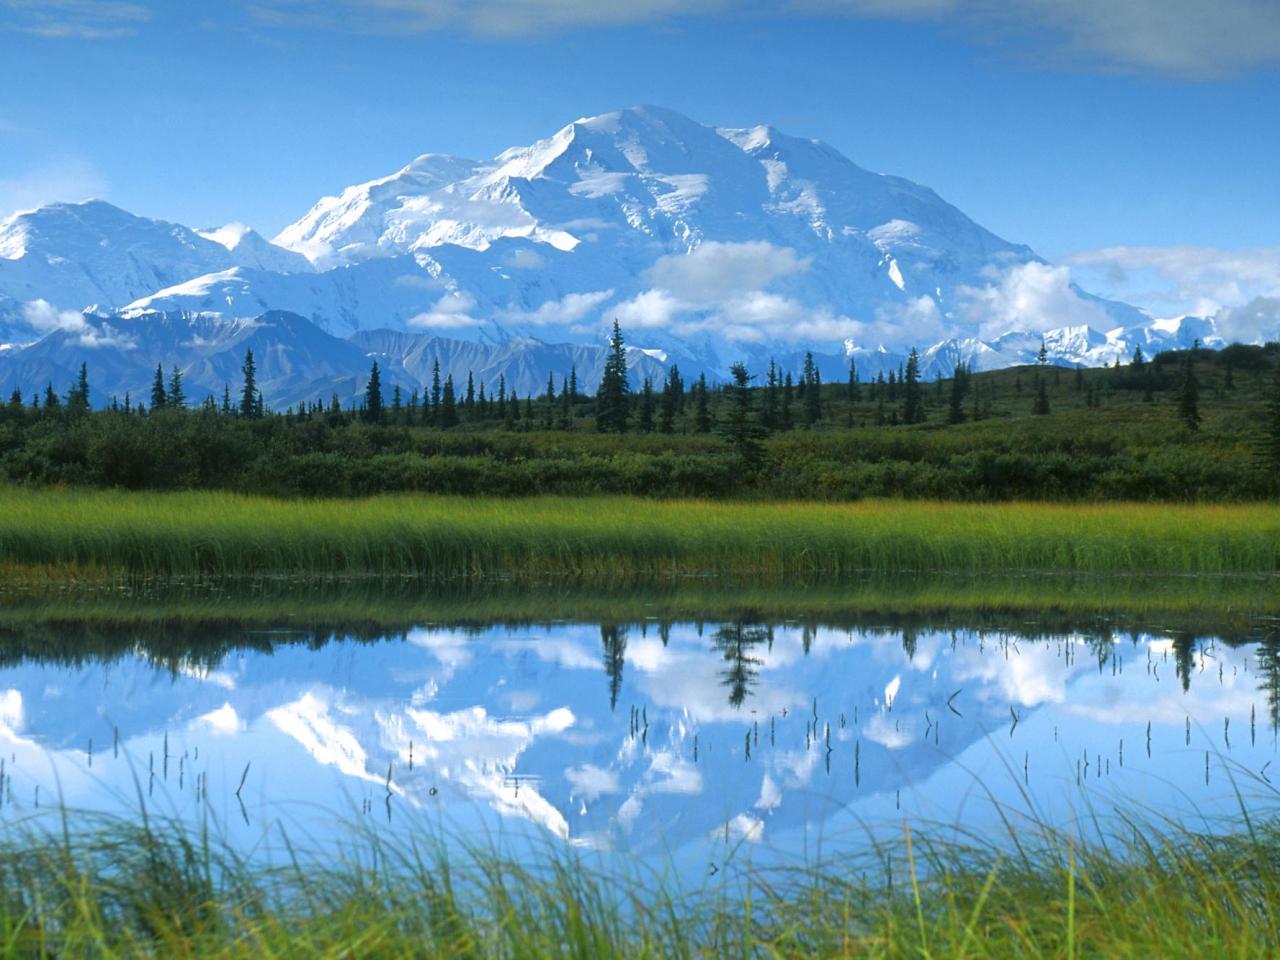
[1,616,1277,875]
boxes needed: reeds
[2,806,1279,957]
[0,489,1277,581]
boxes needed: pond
[1,614,1277,877]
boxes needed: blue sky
[1,0,1278,316]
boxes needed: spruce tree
[638,377,655,433]
[762,359,779,430]
[240,349,257,417]
[902,348,924,424]
[802,352,821,427]
[222,385,232,415]
[847,359,860,404]
[168,366,186,409]
[66,363,90,416]
[781,372,794,430]
[440,375,459,428]
[719,362,766,471]
[947,364,967,424]
[429,358,442,424]
[150,364,167,410]
[543,373,556,430]
[596,320,630,433]
[658,375,676,434]
[1176,357,1200,431]
[465,371,476,412]
[364,360,384,423]
[1038,339,1048,365]
[694,373,711,433]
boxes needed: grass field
[0,488,1278,581]
[4,807,1279,958]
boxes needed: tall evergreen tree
[543,373,556,430]
[429,358,442,424]
[947,364,967,424]
[596,320,630,433]
[440,374,459,428]
[638,377,655,433]
[240,349,257,418]
[847,359,860,404]
[66,363,91,416]
[902,348,924,424]
[168,366,186,409]
[465,371,476,412]
[364,360,384,423]
[719,362,767,471]
[1038,339,1048,365]
[658,374,676,434]
[694,373,711,433]
[150,364,167,410]
[762,358,780,430]
[802,352,821,427]
[559,375,573,429]
[781,372,794,430]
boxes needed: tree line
[1,322,1277,500]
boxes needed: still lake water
[1,617,1277,874]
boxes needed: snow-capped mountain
[0,201,309,334]
[0,106,1263,400]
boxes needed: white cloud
[957,261,1113,340]
[0,158,108,219]
[250,0,728,37]
[1065,245,1280,318]
[802,0,1280,76]
[19,300,137,349]
[1215,297,1280,344]
[249,0,1280,75]
[646,240,810,303]
[21,299,85,334]
[407,290,485,330]
[500,289,613,327]
[611,241,849,345]
[505,248,546,270]
[564,763,621,801]
[2,0,151,38]
[614,289,688,330]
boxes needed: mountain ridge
[0,106,1268,400]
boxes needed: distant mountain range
[0,105,1260,405]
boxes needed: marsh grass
[4,803,1280,958]
[1,489,1278,581]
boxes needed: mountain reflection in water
[0,616,1276,869]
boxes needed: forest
[0,322,1277,501]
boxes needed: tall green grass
[1,488,1278,580]
[5,807,1280,957]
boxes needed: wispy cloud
[809,0,1280,78]
[1065,245,1280,317]
[1,0,152,38]
[0,158,108,218]
[248,0,727,37]
[246,0,1280,75]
